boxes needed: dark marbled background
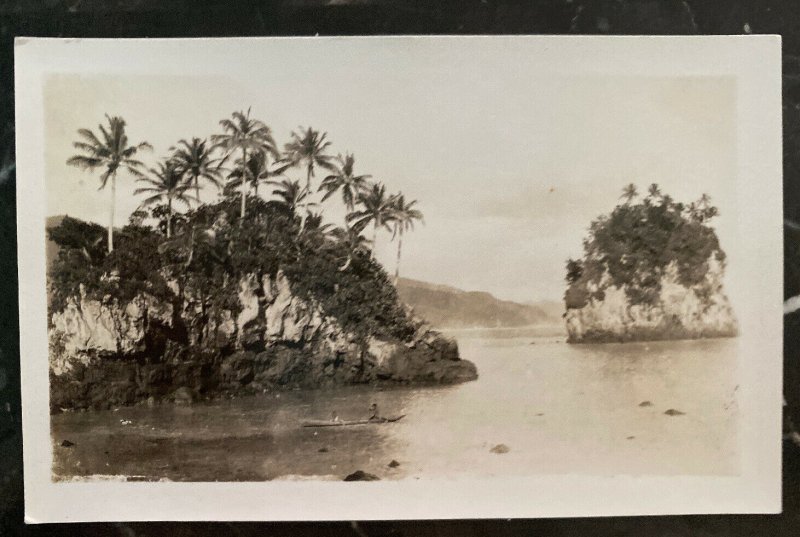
[1,1,799,535]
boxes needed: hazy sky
[44,67,737,304]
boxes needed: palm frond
[132,187,161,196]
[98,122,112,148]
[66,155,103,170]
[71,141,103,155]
[76,128,103,147]
[138,193,164,206]
[98,169,112,190]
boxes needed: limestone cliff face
[565,260,738,343]
[49,270,477,411]
[50,287,174,375]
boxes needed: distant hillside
[396,277,563,329]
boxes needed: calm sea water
[51,331,740,481]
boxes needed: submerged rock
[343,470,380,482]
[664,408,686,416]
[490,444,510,454]
[638,401,653,407]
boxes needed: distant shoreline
[439,324,567,339]
[438,323,565,332]
[567,332,739,345]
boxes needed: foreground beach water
[51,330,739,481]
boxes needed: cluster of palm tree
[66,110,424,283]
[619,182,717,223]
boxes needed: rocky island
[564,184,738,343]
[47,205,476,413]
[47,113,477,413]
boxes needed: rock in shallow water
[490,444,510,454]
[343,470,380,481]
[664,408,685,416]
[564,260,738,343]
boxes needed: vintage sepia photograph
[15,36,782,521]
[45,73,742,481]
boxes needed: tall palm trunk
[108,171,116,252]
[240,147,248,220]
[194,174,200,205]
[299,164,312,234]
[255,155,265,199]
[371,220,378,260]
[394,229,403,285]
[167,197,173,238]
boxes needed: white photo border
[15,35,782,522]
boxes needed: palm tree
[347,183,396,259]
[301,212,336,248]
[647,183,662,199]
[305,212,334,234]
[226,150,276,198]
[211,109,276,220]
[170,137,223,203]
[620,183,638,204]
[691,193,718,223]
[280,127,334,231]
[268,179,314,217]
[389,193,424,284]
[134,160,194,238]
[330,226,371,271]
[687,201,700,221]
[66,114,152,252]
[318,153,371,211]
[697,193,712,210]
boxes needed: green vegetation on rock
[48,196,414,342]
[565,184,725,310]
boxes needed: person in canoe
[300,407,405,427]
[368,403,383,423]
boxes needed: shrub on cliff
[47,216,171,313]
[47,194,415,345]
[565,184,727,310]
